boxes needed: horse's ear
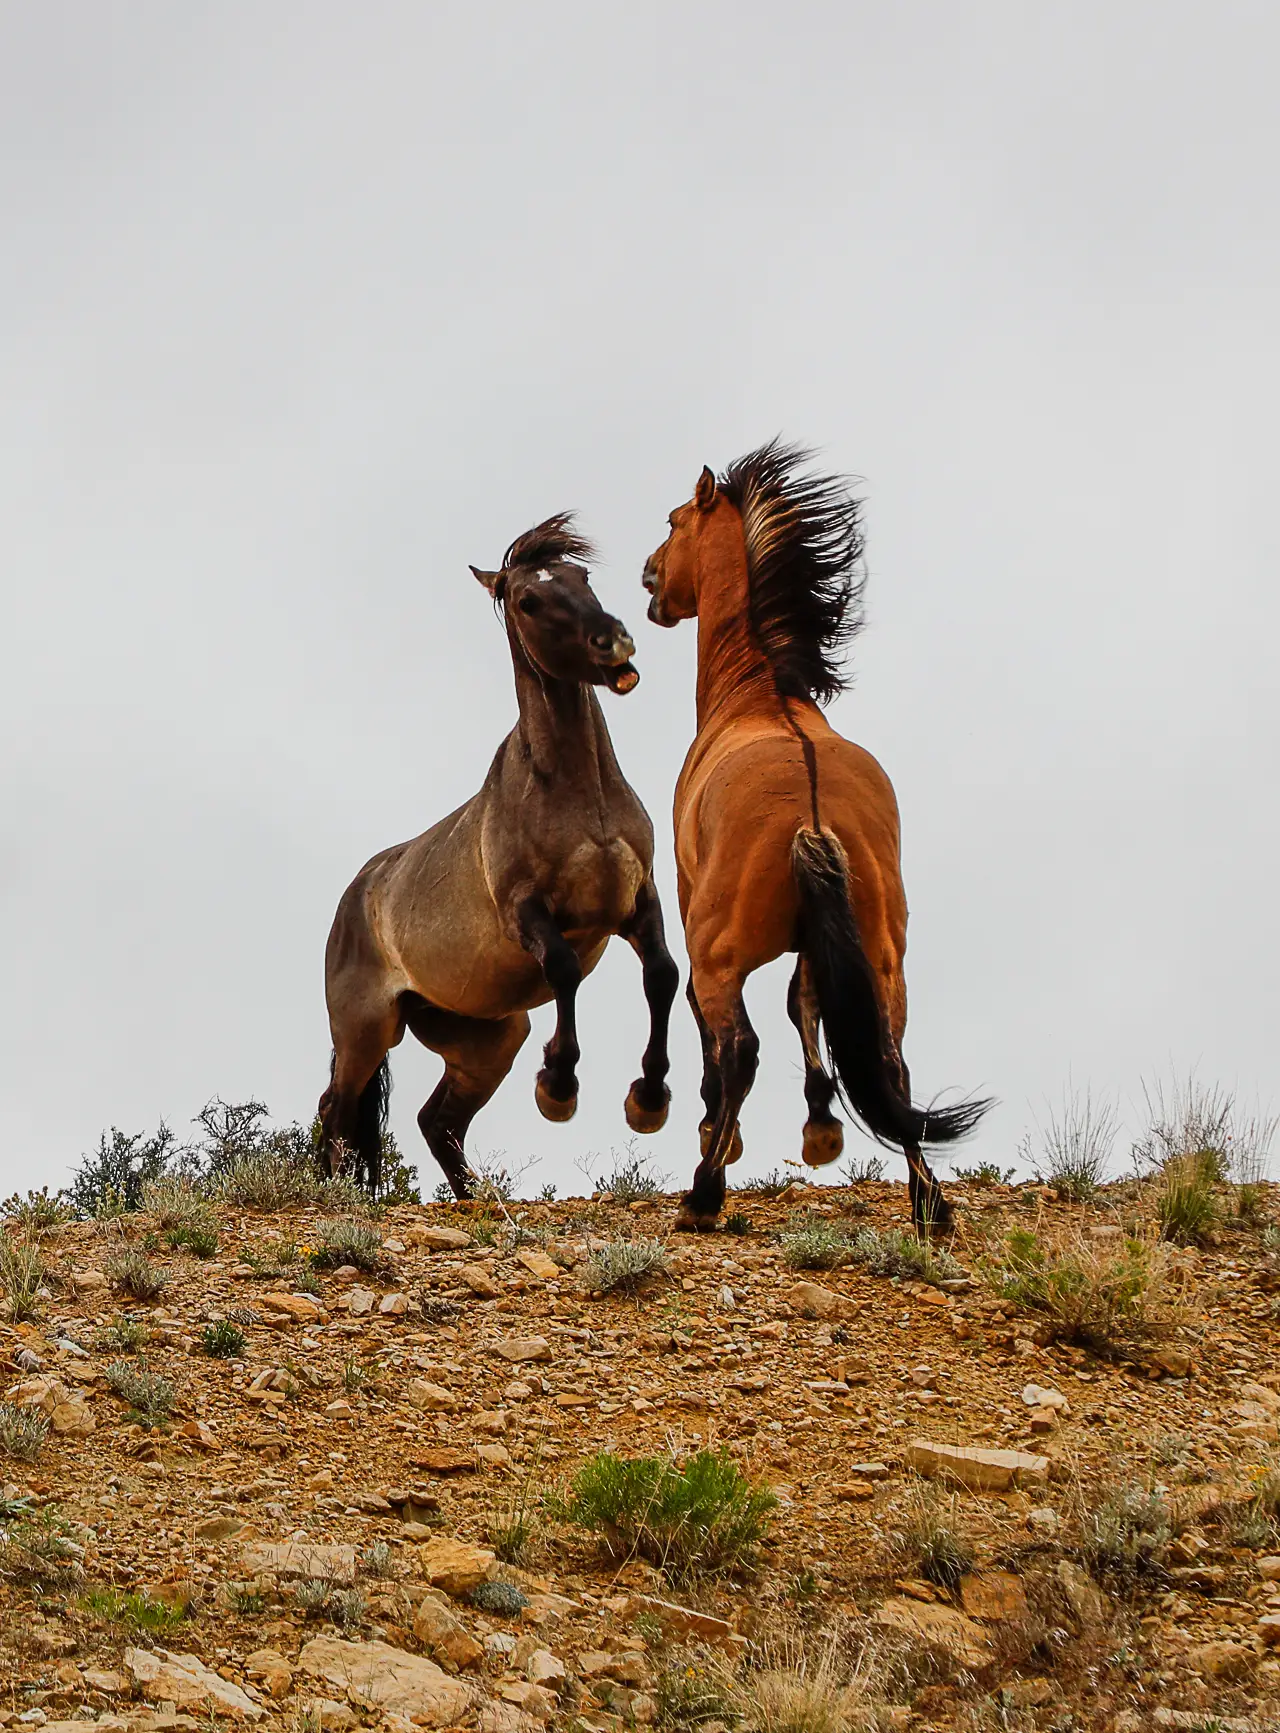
[470,564,501,593]
[693,465,717,511]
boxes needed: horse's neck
[509,644,606,782]
[695,539,777,730]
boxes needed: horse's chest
[551,837,645,929]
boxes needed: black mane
[720,439,865,706]
[503,512,596,572]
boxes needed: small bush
[897,1486,974,1592]
[1023,1086,1117,1201]
[293,1578,331,1614]
[81,1586,187,1634]
[579,1237,670,1295]
[168,1222,219,1258]
[557,1447,776,1583]
[309,1218,386,1275]
[294,1266,323,1297]
[0,1402,50,1462]
[848,1226,963,1287]
[1082,1483,1173,1586]
[1132,1074,1234,1178]
[471,1579,529,1615]
[212,1149,323,1212]
[2,1188,74,1233]
[106,1248,169,1302]
[0,1231,46,1320]
[97,1316,148,1355]
[104,1360,175,1428]
[599,1151,666,1204]
[780,1214,853,1271]
[727,1635,881,1733]
[953,1162,1016,1188]
[723,1212,753,1235]
[327,1587,366,1631]
[0,1504,85,1583]
[740,1167,805,1198]
[840,1154,887,1185]
[140,1173,207,1230]
[201,1321,246,1359]
[985,1226,1178,1355]
[360,1540,396,1579]
[486,1457,544,1565]
[653,1648,737,1733]
[71,1125,178,1217]
[1157,1153,1219,1245]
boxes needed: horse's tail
[352,1056,391,1194]
[791,827,989,1147]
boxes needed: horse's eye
[517,592,542,616]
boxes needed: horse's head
[641,464,720,626]
[472,514,639,695]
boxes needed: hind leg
[676,960,757,1232]
[786,956,844,1168]
[405,1001,531,1199]
[895,1051,952,1235]
[688,980,743,1168]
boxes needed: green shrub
[360,1540,396,1579]
[848,1226,962,1287]
[839,1154,886,1185]
[953,1162,1016,1188]
[104,1360,175,1428]
[897,1486,974,1592]
[599,1151,666,1204]
[168,1222,219,1258]
[1023,1087,1116,1201]
[80,1586,188,1634]
[140,1173,207,1229]
[985,1227,1177,1354]
[780,1213,853,1271]
[0,1231,46,1320]
[579,1238,670,1295]
[0,1401,49,1462]
[557,1448,776,1582]
[1157,1153,1219,1245]
[470,1579,529,1615]
[0,1504,85,1583]
[201,1322,247,1359]
[2,1189,74,1233]
[309,1218,386,1275]
[723,1212,752,1235]
[106,1248,169,1302]
[1082,1484,1173,1586]
[71,1125,178,1217]
[97,1316,148,1355]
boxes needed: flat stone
[873,1598,992,1673]
[405,1224,473,1250]
[71,1270,108,1292]
[1258,1613,1280,1647]
[789,1281,848,1319]
[404,1379,458,1412]
[240,1542,357,1584]
[193,1516,248,1543]
[460,1264,503,1298]
[346,1289,376,1317]
[297,1636,469,1725]
[81,1669,127,1693]
[50,1400,95,1436]
[959,1571,1029,1622]
[243,1650,292,1700]
[1258,1555,1280,1580]
[1149,1344,1194,1378]
[526,1649,566,1687]
[1021,1383,1069,1413]
[1186,1639,1254,1681]
[412,1447,476,1474]
[516,1249,561,1281]
[904,1439,1049,1492]
[416,1535,496,1595]
[847,1461,890,1480]
[413,1592,485,1669]
[379,1293,408,1316]
[620,1596,740,1647]
[258,1293,324,1323]
[301,1700,358,1732]
[1056,1559,1107,1629]
[124,1648,263,1720]
[492,1336,553,1363]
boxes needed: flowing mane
[719,439,865,706]
[503,512,596,572]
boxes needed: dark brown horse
[319,515,679,1195]
[641,442,990,1232]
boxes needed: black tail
[353,1056,391,1195]
[791,828,990,1148]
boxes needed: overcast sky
[2,2,1276,1202]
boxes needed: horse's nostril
[591,632,613,651]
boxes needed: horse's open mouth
[603,661,639,695]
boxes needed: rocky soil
[3,1173,1280,1733]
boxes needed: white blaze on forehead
[536,569,555,582]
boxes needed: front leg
[517,897,583,1122]
[621,877,680,1133]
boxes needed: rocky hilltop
[1,1166,1279,1733]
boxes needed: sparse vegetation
[0,1402,49,1462]
[653,1648,737,1733]
[953,1161,1016,1188]
[105,1247,169,1302]
[579,1237,671,1294]
[780,1212,854,1271]
[97,1315,148,1354]
[2,1188,74,1233]
[140,1173,207,1229]
[360,1540,396,1579]
[0,1230,46,1320]
[470,1578,529,1615]
[200,1321,246,1359]
[1023,1086,1117,1201]
[848,1225,963,1287]
[985,1225,1179,1354]
[556,1448,776,1583]
[1081,1482,1174,1587]
[81,1586,188,1634]
[70,1124,179,1217]
[839,1154,886,1186]
[0,1503,85,1584]
[896,1484,974,1592]
[104,1360,176,1427]
[723,1211,752,1235]
[1157,1152,1219,1245]
[308,1217,386,1274]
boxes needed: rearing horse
[319,514,679,1196]
[642,442,990,1232]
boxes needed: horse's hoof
[801,1119,844,1167]
[535,1077,578,1123]
[625,1081,670,1134]
[698,1122,744,1164]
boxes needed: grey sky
[3,2,1277,1200]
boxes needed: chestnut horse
[319,515,679,1195]
[642,442,990,1231]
